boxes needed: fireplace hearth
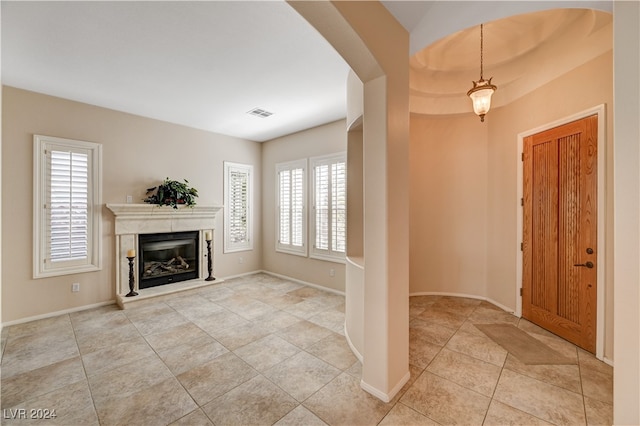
[139,231,199,289]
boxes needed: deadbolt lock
[574,261,594,268]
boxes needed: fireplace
[138,231,199,289]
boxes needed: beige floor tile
[431,296,481,316]
[198,284,236,301]
[75,322,141,355]
[584,396,613,426]
[1,356,86,410]
[123,301,174,321]
[400,371,490,425]
[445,328,507,367]
[274,405,328,426]
[503,353,582,393]
[277,320,334,349]
[177,351,258,406]
[144,321,210,352]
[284,298,332,319]
[95,377,197,426]
[166,297,225,321]
[581,367,613,404]
[288,286,329,299]
[303,373,393,426]
[579,349,613,376]
[202,375,298,425]
[417,307,468,329]
[426,348,501,397]
[345,360,362,378]
[483,400,553,425]
[170,408,214,426]
[234,334,300,372]
[6,315,72,339]
[308,309,345,334]
[81,334,156,377]
[2,379,98,426]
[467,305,520,325]
[216,294,277,320]
[191,309,249,335]
[71,309,130,335]
[255,292,305,309]
[409,317,457,346]
[409,295,441,308]
[306,332,357,370]
[130,310,190,336]
[493,369,586,425]
[379,402,439,425]
[209,321,271,350]
[158,335,229,375]
[259,277,303,293]
[88,354,173,407]
[1,328,79,379]
[409,329,443,370]
[251,310,303,333]
[265,351,341,401]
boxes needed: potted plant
[143,178,199,209]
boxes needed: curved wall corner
[345,256,364,361]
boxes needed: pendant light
[467,24,497,122]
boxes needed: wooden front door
[523,115,598,353]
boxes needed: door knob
[574,261,594,268]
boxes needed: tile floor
[0,273,613,425]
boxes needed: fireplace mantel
[106,203,222,308]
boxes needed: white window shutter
[224,162,253,253]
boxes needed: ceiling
[1,1,613,142]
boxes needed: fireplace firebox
[138,231,199,289]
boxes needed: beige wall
[2,86,262,323]
[410,51,614,358]
[261,119,347,293]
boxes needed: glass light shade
[467,78,497,122]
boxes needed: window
[276,159,307,256]
[33,135,102,278]
[311,153,346,261]
[224,162,253,253]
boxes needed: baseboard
[261,270,345,296]
[2,300,116,328]
[410,291,516,315]
[603,356,614,367]
[360,370,411,403]
[219,270,264,281]
[344,321,363,362]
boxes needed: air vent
[247,107,274,118]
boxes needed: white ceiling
[1,1,351,142]
[1,1,613,142]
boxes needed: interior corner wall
[1,86,262,323]
[409,113,489,298]
[409,51,613,358]
[261,119,347,293]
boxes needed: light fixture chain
[480,23,484,80]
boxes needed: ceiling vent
[247,107,274,118]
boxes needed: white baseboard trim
[603,357,614,367]
[410,291,516,315]
[219,270,264,281]
[344,321,363,363]
[2,300,116,328]
[260,270,345,296]
[360,370,411,403]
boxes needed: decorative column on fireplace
[107,203,222,308]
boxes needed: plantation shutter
[276,159,306,255]
[47,149,89,262]
[332,161,346,253]
[315,164,330,250]
[229,169,248,244]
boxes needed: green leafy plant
[143,178,199,209]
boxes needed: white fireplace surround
[106,203,223,308]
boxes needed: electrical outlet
[329,269,335,277]
[126,195,133,204]
[72,283,80,292]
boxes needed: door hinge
[520,288,523,296]
[521,152,524,161]
[520,198,524,206]
[520,242,523,251]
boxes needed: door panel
[523,115,597,353]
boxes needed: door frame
[515,104,606,360]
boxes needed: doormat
[474,323,576,365]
